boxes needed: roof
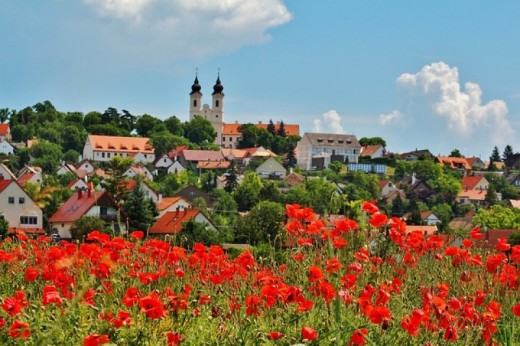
[436,156,472,170]
[221,148,250,159]
[398,149,433,160]
[448,210,475,231]
[404,225,438,235]
[148,209,201,234]
[9,227,45,235]
[176,185,214,207]
[378,179,389,189]
[0,163,17,180]
[465,157,484,166]
[256,157,286,173]
[461,176,485,191]
[510,200,520,209]
[242,146,277,157]
[49,190,113,223]
[222,122,300,136]
[196,161,231,169]
[87,135,153,153]
[0,124,9,136]
[157,196,183,211]
[17,172,36,186]
[182,150,225,162]
[0,178,12,192]
[361,145,382,157]
[457,189,487,201]
[301,133,360,148]
[475,229,519,250]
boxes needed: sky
[1,1,520,158]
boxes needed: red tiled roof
[0,124,9,136]
[378,179,389,189]
[436,156,472,170]
[157,196,183,211]
[17,172,36,186]
[9,227,45,235]
[457,189,487,201]
[149,209,201,234]
[461,176,485,191]
[196,161,231,169]
[49,190,109,223]
[221,148,250,159]
[182,150,225,162]
[361,145,382,157]
[88,135,153,153]
[0,178,12,192]
[222,123,300,136]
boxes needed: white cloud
[391,62,514,154]
[312,110,345,134]
[82,0,292,62]
[378,110,402,125]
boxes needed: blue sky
[1,1,519,158]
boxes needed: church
[189,75,299,148]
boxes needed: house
[156,196,192,217]
[508,200,520,209]
[403,174,435,200]
[402,211,441,226]
[436,156,472,173]
[398,149,434,161]
[76,159,96,176]
[383,189,407,204]
[296,132,361,171]
[404,225,438,235]
[154,154,174,169]
[0,140,14,155]
[284,172,305,187]
[0,163,17,180]
[361,145,384,159]
[465,157,486,170]
[0,124,11,141]
[119,179,160,203]
[57,162,78,176]
[196,160,231,170]
[504,153,520,170]
[124,165,154,181]
[448,210,475,232]
[379,180,398,197]
[506,173,520,188]
[243,146,277,159]
[148,208,217,237]
[255,157,287,179]
[456,189,488,206]
[0,177,44,235]
[221,121,300,149]
[461,175,489,191]
[176,185,215,207]
[221,148,251,168]
[67,179,89,191]
[82,135,155,164]
[167,161,185,175]
[49,188,127,239]
[17,167,43,187]
[179,150,226,168]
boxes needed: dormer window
[338,140,344,144]
[317,138,323,143]
[328,139,334,144]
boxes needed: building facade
[296,133,361,171]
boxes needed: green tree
[391,194,405,217]
[305,178,339,214]
[267,119,276,135]
[62,125,87,153]
[149,131,189,157]
[30,141,63,174]
[0,217,8,239]
[83,111,102,132]
[503,145,514,161]
[184,115,217,145]
[237,124,266,149]
[164,116,184,136]
[224,162,239,193]
[179,219,221,248]
[103,156,134,201]
[234,201,285,245]
[276,120,287,137]
[284,144,297,169]
[449,149,463,158]
[70,216,108,242]
[211,190,238,222]
[472,205,520,229]
[233,172,264,211]
[0,108,11,124]
[359,137,387,148]
[509,232,520,246]
[431,203,453,232]
[136,114,163,137]
[490,146,501,163]
[123,183,157,232]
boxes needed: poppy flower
[368,305,391,324]
[2,297,22,316]
[130,231,144,240]
[24,267,39,282]
[349,328,368,345]
[267,331,284,340]
[301,326,318,341]
[42,285,63,307]
[325,258,342,273]
[8,320,30,339]
[166,331,182,345]
[469,226,484,240]
[496,238,511,252]
[369,213,388,228]
[512,303,520,317]
[83,334,109,346]
[362,201,379,214]
[307,266,324,282]
[139,293,166,319]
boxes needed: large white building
[296,133,361,171]
[82,135,155,164]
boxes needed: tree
[184,115,216,145]
[237,124,265,149]
[284,144,297,169]
[29,141,63,174]
[276,120,287,137]
[211,190,238,223]
[0,108,11,124]
[62,125,87,153]
[233,172,264,211]
[431,203,453,232]
[490,146,501,163]
[164,116,184,137]
[391,194,405,217]
[472,205,520,230]
[180,219,221,248]
[103,156,134,201]
[503,145,514,161]
[305,178,339,214]
[509,232,520,246]
[359,137,387,148]
[70,216,108,242]
[0,217,8,239]
[234,201,285,245]
[267,119,276,135]
[136,114,163,137]
[224,162,239,193]
[449,149,463,158]
[149,131,189,157]
[123,183,157,232]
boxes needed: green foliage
[472,205,520,229]
[224,162,239,193]
[431,203,453,232]
[0,218,8,239]
[233,172,264,211]
[358,136,386,148]
[70,216,108,242]
[449,149,463,158]
[184,115,217,145]
[179,219,221,248]
[305,178,339,214]
[509,231,520,246]
[136,114,163,137]
[503,145,514,161]
[149,132,189,157]
[234,201,285,246]
[123,184,157,232]
[29,141,63,174]
[490,146,501,163]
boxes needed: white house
[255,157,287,179]
[124,166,154,181]
[82,135,155,164]
[296,133,361,171]
[167,161,185,175]
[0,140,14,155]
[0,178,44,235]
[154,154,174,169]
[156,196,193,217]
[0,163,16,180]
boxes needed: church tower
[189,75,202,120]
[210,74,224,123]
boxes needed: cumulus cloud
[378,110,402,125]
[312,110,345,134]
[391,62,514,154]
[82,0,292,62]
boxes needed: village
[0,76,519,250]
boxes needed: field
[0,202,519,345]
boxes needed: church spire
[212,70,224,95]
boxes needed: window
[229,137,232,142]
[193,99,197,107]
[215,100,220,107]
[102,152,105,158]
[20,216,37,225]
[8,197,14,204]
[100,207,108,216]
[107,153,111,158]
[19,197,25,204]
[222,137,226,142]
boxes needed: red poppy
[444,326,457,342]
[267,331,284,340]
[461,238,473,248]
[166,331,183,345]
[512,303,520,317]
[139,293,166,319]
[362,201,379,214]
[83,334,109,346]
[368,305,391,324]
[331,236,348,249]
[24,267,39,282]
[42,285,63,307]
[325,258,342,273]
[245,294,262,316]
[469,226,484,240]
[307,266,324,282]
[348,328,368,345]
[8,320,30,339]
[301,326,318,341]
[130,231,144,240]
[122,287,141,308]
[369,213,388,228]
[2,297,22,316]
[496,238,511,252]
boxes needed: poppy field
[0,202,519,345]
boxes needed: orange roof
[242,147,277,157]
[0,124,9,136]
[361,145,382,157]
[9,227,45,235]
[149,209,201,234]
[157,196,182,211]
[461,176,485,190]
[404,225,438,235]
[49,190,112,223]
[17,172,36,186]
[221,148,250,159]
[378,179,389,189]
[0,178,12,192]
[222,122,300,136]
[88,135,153,153]
[196,161,231,169]
[436,156,471,170]
[457,189,487,201]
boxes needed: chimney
[87,187,92,198]
[184,207,188,215]
[258,121,262,124]
[176,206,180,216]
[77,187,82,199]
[158,193,163,202]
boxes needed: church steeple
[189,71,202,119]
[190,73,202,95]
[212,73,224,95]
